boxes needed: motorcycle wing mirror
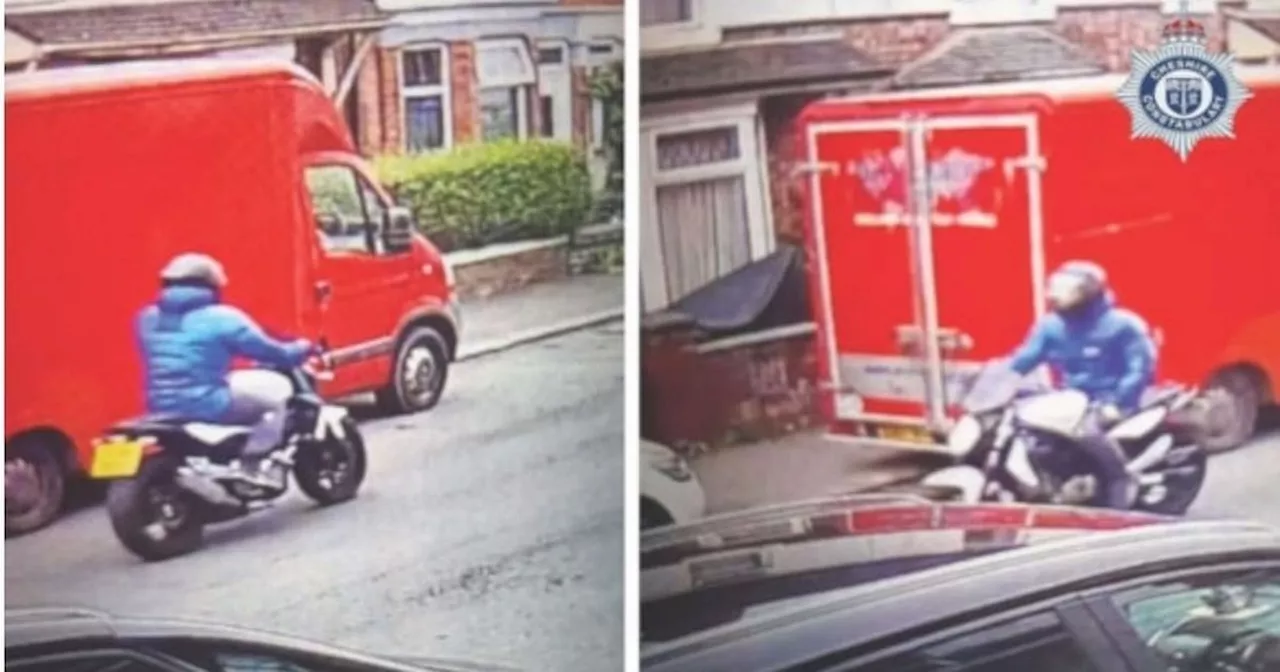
[382,206,415,253]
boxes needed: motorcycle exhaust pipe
[1127,434,1174,475]
[175,468,242,508]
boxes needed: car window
[7,649,172,672]
[855,611,1100,671]
[304,165,374,255]
[1111,568,1280,672]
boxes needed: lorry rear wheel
[5,435,67,537]
[1201,369,1261,453]
[376,326,450,415]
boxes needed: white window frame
[640,104,773,309]
[537,39,572,142]
[399,42,453,152]
[476,37,537,140]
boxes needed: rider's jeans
[1075,409,1132,509]
[221,370,293,461]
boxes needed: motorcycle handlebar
[300,352,335,381]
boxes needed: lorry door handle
[315,281,332,303]
[937,327,974,353]
[895,325,973,353]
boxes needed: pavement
[457,274,623,361]
[692,410,1280,517]
[5,324,625,672]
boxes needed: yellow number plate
[878,425,934,444]
[89,439,145,479]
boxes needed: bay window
[476,38,536,141]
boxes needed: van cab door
[301,155,417,396]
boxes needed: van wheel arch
[6,427,74,536]
[375,315,456,415]
[1201,362,1271,453]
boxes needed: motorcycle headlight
[946,415,983,457]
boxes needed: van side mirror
[382,206,415,253]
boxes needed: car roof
[5,607,433,672]
[641,518,1280,672]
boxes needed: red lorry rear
[798,67,1280,453]
[6,59,459,534]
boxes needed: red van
[5,59,460,534]
[797,67,1280,455]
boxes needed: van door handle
[315,281,332,303]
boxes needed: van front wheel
[377,326,450,415]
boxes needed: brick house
[5,0,390,154]
[6,0,623,183]
[360,0,623,184]
[639,0,1277,449]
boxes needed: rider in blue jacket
[1008,260,1157,509]
[135,253,314,487]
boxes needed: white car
[640,440,706,529]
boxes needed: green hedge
[374,140,593,252]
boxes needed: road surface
[6,324,625,672]
[1193,416,1280,523]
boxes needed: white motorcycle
[922,360,1209,514]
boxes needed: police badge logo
[1116,0,1252,161]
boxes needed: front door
[301,156,416,395]
[807,113,1045,437]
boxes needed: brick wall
[642,324,821,449]
[355,46,385,155]
[452,242,569,300]
[450,42,479,144]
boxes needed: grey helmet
[159,252,228,288]
[1045,260,1107,313]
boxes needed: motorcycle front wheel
[105,455,206,562]
[1133,445,1208,516]
[294,417,366,506]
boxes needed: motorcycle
[921,359,1209,514]
[90,358,366,561]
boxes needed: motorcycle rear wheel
[105,455,206,562]
[294,417,366,506]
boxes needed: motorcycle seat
[110,415,250,446]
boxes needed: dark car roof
[641,517,1280,672]
[5,608,519,672]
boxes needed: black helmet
[1045,260,1107,314]
[159,252,228,289]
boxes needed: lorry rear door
[301,154,417,394]
[805,109,1047,444]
